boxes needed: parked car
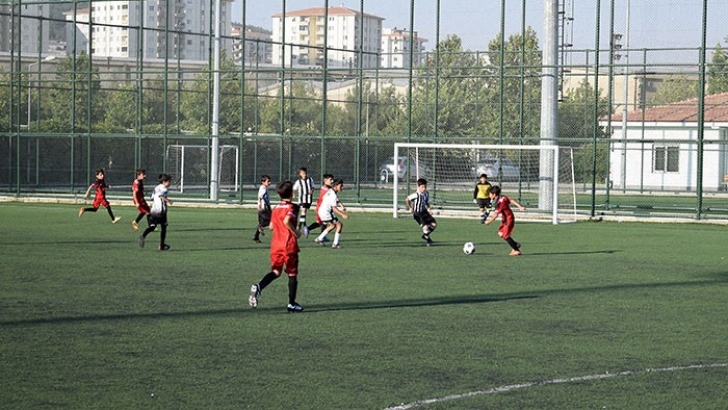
[473,158,521,181]
[379,157,430,182]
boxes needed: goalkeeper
[473,173,492,223]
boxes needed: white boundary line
[384,363,728,410]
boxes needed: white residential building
[64,0,233,61]
[380,27,427,69]
[271,6,383,68]
[0,3,51,55]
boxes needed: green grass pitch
[1,203,727,409]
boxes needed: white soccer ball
[463,242,475,255]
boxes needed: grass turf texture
[1,203,727,409]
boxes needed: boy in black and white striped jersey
[292,167,315,237]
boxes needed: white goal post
[166,144,240,192]
[391,143,577,224]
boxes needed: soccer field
[1,203,727,409]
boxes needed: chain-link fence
[2,1,728,220]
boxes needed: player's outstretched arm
[83,185,93,199]
[510,199,525,212]
[333,206,349,220]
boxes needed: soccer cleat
[112,217,122,224]
[509,249,522,256]
[158,244,171,251]
[253,238,261,243]
[314,238,325,245]
[138,235,145,248]
[287,303,304,313]
[131,220,139,231]
[78,207,85,218]
[331,244,342,249]
[249,284,260,308]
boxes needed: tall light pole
[620,0,630,192]
[210,0,221,201]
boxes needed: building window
[653,146,679,173]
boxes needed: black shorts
[413,211,436,227]
[476,198,491,209]
[299,202,312,210]
[258,208,271,227]
[148,213,167,227]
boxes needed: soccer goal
[166,145,239,192]
[391,143,577,224]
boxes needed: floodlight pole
[210,0,221,201]
[539,0,559,211]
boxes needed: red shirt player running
[78,168,121,224]
[249,180,305,313]
[131,168,151,231]
[485,185,526,256]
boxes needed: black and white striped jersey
[293,176,315,204]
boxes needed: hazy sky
[231,0,728,62]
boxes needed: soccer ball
[463,242,475,255]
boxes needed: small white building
[606,92,728,192]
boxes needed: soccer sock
[288,276,298,304]
[84,207,97,213]
[253,225,261,240]
[259,271,278,291]
[135,213,144,223]
[333,232,341,245]
[316,231,328,241]
[307,222,320,231]
[106,207,116,220]
[142,225,155,238]
[506,237,519,250]
[160,224,167,245]
[298,216,306,230]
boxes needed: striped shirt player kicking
[292,167,315,236]
[405,178,437,246]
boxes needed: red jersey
[90,178,110,209]
[132,178,150,214]
[132,178,146,204]
[492,195,516,239]
[270,201,300,255]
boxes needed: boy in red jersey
[78,168,121,224]
[249,180,304,312]
[485,185,526,256]
[131,169,151,231]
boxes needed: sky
[231,0,728,63]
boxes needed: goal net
[391,143,577,224]
[166,145,239,192]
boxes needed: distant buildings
[63,0,233,61]
[380,27,427,69]
[271,6,384,69]
[0,3,50,54]
[232,24,273,66]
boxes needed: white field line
[384,363,728,410]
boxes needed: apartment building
[231,24,272,67]
[64,0,233,61]
[380,27,427,69]
[0,3,51,55]
[271,6,383,68]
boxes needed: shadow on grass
[3,273,728,327]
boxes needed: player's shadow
[523,250,620,256]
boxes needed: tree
[648,74,700,107]
[481,26,542,143]
[558,80,611,182]
[43,53,105,132]
[708,42,728,95]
